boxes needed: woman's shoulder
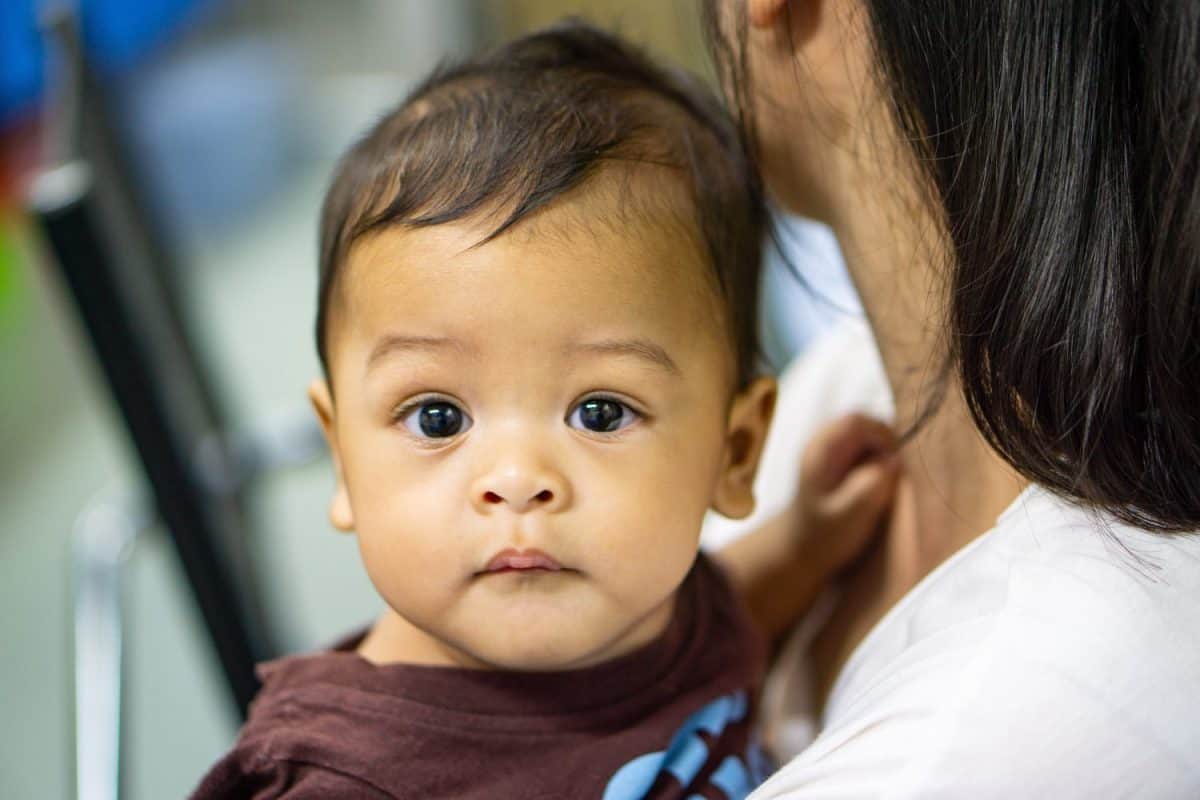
[758,487,1200,798]
[838,485,1200,707]
[906,484,1200,632]
[925,485,1200,649]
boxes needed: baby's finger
[802,413,898,492]
[824,453,901,530]
[809,455,900,571]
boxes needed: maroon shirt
[191,554,770,799]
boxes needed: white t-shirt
[705,321,1200,798]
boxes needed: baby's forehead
[329,180,736,363]
[346,171,719,301]
[500,164,708,257]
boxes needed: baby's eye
[567,397,639,434]
[401,400,472,439]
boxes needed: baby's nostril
[483,491,503,504]
[535,490,554,503]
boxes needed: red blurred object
[1,114,40,208]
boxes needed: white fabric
[710,322,1200,798]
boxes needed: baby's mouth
[480,548,565,575]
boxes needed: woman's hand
[717,413,900,644]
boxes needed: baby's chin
[451,598,677,673]
[461,631,643,673]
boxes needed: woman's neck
[825,149,1027,574]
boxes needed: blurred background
[0,2,856,798]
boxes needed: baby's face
[312,192,771,671]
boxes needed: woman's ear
[308,378,355,532]
[748,0,789,28]
[712,376,778,519]
[748,0,822,43]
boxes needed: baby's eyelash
[575,388,647,409]
[390,393,451,422]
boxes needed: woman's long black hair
[707,1,1200,533]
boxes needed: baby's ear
[308,378,355,532]
[712,376,777,520]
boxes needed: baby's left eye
[567,397,640,433]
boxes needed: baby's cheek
[355,501,456,590]
[358,533,458,629]
[609,489,704,578]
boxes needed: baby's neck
[356,610,493,669]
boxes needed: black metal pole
[33,164,261,715]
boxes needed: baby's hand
[791,413,899,576]
[717,413,900,642]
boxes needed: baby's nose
[472,465,569,513]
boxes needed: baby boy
[193,20,895,800]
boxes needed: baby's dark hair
[317,19,765,386]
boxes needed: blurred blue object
[1,0,204,125]
[117,36,300,242]
[0,0,44,123]
[82,0,204,71]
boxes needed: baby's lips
[482,548,564,573]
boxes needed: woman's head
[709,0,1200,532]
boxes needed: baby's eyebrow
[366,334,469,368]
[569,338,681,375]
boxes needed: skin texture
[733,0,1027,702]
[309,177,776,672]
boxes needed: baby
[193,20,895,800]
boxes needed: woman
[708,0,1200,795]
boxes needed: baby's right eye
[400,400,472,439]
